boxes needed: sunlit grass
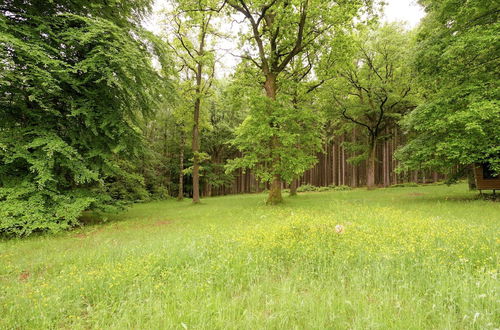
[1,184,498,329]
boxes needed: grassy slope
[0,184,498,329]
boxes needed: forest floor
[1,184,499,329]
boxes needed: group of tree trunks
[203,127,445,197]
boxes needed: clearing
[1,184,498,329]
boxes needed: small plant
[297,184,318,192]
[332,185,352,191]
[389,183,419,188]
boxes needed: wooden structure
[473,163,500,192]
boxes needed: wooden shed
[473,163,500,192]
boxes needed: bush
[0,7,169,236]
[296,184,354,193]
[330,185,352,191]
[389,183,420,188]
[297,184,318,192]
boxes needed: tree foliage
[162,0,220,203]
[226,79,323,187]
[226,0,374,203]
[0,0,171,235]
[322,24,417,188]
[397,0,500,175]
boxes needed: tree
[397,0,500,177]
[226,0,373,204]
[162,0,219,203]
[0,0,170,235]
[282,55,327,196]
[226,64,323,201]
[141,101,187,201]
[324,24,416,189]
[200,80,246,196]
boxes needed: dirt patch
[154,220,172,227]
[19,270,30,281]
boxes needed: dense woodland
[1,0,499,235]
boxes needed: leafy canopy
[397,0,500,174]
[0,0,171,235]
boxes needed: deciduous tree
[397,0,500,176]
[226,0,373,203]
[0,0,171,235]
[162,0,220,203]
[323,24,416,189]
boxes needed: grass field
[1,184,499,329]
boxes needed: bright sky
[147,0,426,32]
[146,0,426,75]
[383,0,426,27]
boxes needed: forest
[0,0,499,328]
[1,0,499,235]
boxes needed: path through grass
[1,184,499,329]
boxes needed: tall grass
[1,184,498,329]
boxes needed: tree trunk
[177,132,185,201]
[264,73,283,204]
[192,95,201,203]
[289,179,298,197]
[367,142,376,189]
[192,49,204,204]
[267,174,283,204]
[413,171,418,183]
[352,129,358,187]
[467,165,477,190]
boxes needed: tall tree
[226,0,373,204]
[0,0,170,235]
[201,80,247,196]
[397,0,500,176]
[323,24,416,189]
[283,55,327,196]
[163,0,219,203]
[226,63,323,201]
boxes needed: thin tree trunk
[367,142,376,189]
[192,94,201,203]
[289,179,298,197]
[413,170,418,184]
[352,129,358,187]
[191,21,210,204]
[332,143,337,186]
[177,131,185,201]
[341,135,346,185]
[323,141,328,186]
[467,165,477,190]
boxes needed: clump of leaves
[0,1,171,236]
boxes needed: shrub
[297,184,318,192]
[389,183,420,188]
[330,185,352,191]
[0,5,170,236]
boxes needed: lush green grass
[1,184,499,329]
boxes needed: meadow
[1,184,498,329]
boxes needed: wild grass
[1,184,498,329]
